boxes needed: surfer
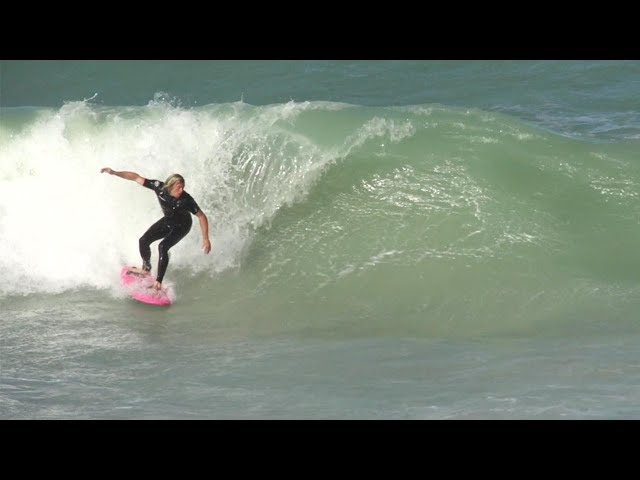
[100,167,212,290]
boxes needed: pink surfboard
[120,266,173,306]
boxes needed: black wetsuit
[140,179,201,283]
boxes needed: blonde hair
[162,174,185,192]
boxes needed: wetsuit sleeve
[186,193,201,215]
[143,179,163,193]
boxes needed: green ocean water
[2,60,640,419]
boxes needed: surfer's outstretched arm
[196,210,212,254]
[100,167,145,185]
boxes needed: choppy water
[2,60,640,418]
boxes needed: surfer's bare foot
[152,281,162,290]
[129,266,150,276]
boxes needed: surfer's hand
[101,167,113,174]
[203,239,211,254]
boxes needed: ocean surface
[2,60,640,419]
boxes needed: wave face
[3,98,640,336]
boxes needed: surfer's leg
[139,218,170,272]
[155,223,191,283]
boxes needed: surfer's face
[169,182,184,199]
